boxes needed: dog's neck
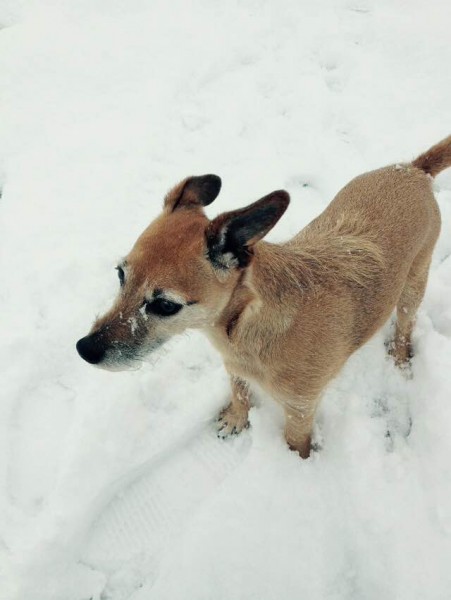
[211,241,299,341]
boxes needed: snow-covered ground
[1,1,451,598]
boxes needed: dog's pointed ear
[206,190,290,269]
[164,174,222,212]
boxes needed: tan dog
[77,135,450,457]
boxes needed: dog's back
[297,161,438,264]
[287,142,446,348]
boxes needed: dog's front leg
[284,403,316,459]
[216,374,251,438]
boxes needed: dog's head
[76,175,289,370]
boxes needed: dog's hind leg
[389,186,441,368]
[390,250,433,368]
[284,402,317,459]
[216,374,251,437]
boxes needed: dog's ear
[206,190,290,269]
[164,175,222,212]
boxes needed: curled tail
[412,134,451,177]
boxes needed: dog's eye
[145,298,182,317]
[116,266,125,287]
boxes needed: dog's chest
[204,326,267,381]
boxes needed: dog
[77,135,450,457]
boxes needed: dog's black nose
[76,334,106,365]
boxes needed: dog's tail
[412,134,451,177]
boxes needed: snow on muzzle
[76,316,163,370]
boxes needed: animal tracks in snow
[82,426,252,599]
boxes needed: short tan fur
[77,135,450,457]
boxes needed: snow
[1,1,451,598]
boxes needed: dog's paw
[216,403,250,438]
[385,337,413,377]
